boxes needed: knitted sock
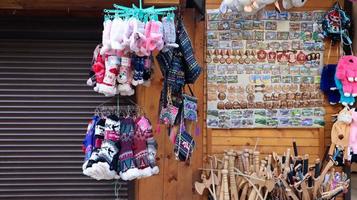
[98,55,120,96]
[327,89,341,105]
[139,117,160,175]
[94,119,106,149]
[118,118,140,180]
[118,56,131,93]
[82,116,100,161]
[133,116,152,178]
[83,115,121,180]
[131,56,145,86]
[143,56,153,87]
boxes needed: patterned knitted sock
[118,118,140,180]
[133,116,152,178]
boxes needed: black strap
[186,84,194,97]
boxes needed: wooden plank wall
[206,0,342,162]
[136,8,205,200]
[134,1,344,200]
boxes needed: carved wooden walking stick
[228,150,238,200]
[220,156,229,200]
[313,158,335,199]
[280,176,299,200]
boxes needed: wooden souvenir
[312,159,335,199]
[227,151,238,200]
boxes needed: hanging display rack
[103,0,176,21]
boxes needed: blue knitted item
[320,64,340,104]
[176,19,202,84]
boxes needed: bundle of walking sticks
[195,145,349,200]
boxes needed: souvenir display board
[206,10,326,128]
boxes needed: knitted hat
[176,18,202,84]
[118,118,140,181]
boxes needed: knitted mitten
[118,56,135,96]
[133,116,153,178]
[118,118,140,181]
[162,17,179,52]
[131,56,145,86]
[97,55,120,96]
[100,20,112,55]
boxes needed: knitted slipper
[120,19,135,52]
[100,20,112,55]
[110,18,125,50]
[118,118,141,181]
[130,19,147,55]
[145,21,164,52]
[162,17,179,51]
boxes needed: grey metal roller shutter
[0,39,133,200]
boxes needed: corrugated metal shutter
[0,39,133,200]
